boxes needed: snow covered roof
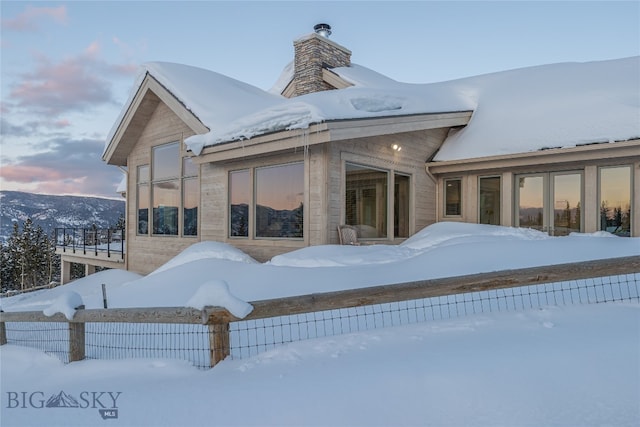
[105,56,639,160]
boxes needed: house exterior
[89,25,639,276]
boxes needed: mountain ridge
[0,191,125,242]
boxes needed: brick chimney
[291,24,351,97]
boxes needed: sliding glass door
[516,172,582,236]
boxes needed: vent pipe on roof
[314,23,332,38]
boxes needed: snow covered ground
[1,223,639,426]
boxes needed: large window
[228,163,304,239]
[256,163,304,238]
[599,166,632,236]
[229,170,250,237]
[138,141,199,237]
[137,165,149,235]
[444,178,462,216]
[345,163,410,240]
[479,176,500,225]
[515,172,582,236]
[346,163,388,238]
[152,142,180,235]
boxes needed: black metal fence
[3,269,638,369]
[227,272,639,359]
[54,227,125,259]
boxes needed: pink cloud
[10,51,112,116]
[9,42,138,117]
[2,5,68,32]
[0,165,68,183]
[53,119,71,128]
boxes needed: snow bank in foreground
[42,291,83,320]
[1,269,141,313]
[186,280,253,318]
[1,303,638,426]
[2,223,639,311]
[148,241,258,276]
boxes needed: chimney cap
[313,23,332,38]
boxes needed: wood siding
[126,102,200,274]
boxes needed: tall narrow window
[152,142,180,235]
[137,165,149,235]
[444,178,462,216]
[182,157,198,236]
[394,173,410,238]
[517,175,544,231]
[479,176,500,225]
[345,163,388,238]
[229,169,250,237]
[255,163,304,238]
[600,166,631,236]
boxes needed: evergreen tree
[614,206,623,228]
[574,202,581,230]
[2,219,62,290]
[114,213,126,230]
[0,243,14,291]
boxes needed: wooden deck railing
[1,255,639,368]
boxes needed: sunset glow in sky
[1,1,638,198]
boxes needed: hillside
[0,191,125,241]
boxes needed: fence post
[0,311,6,346]
[69,305,85,362]
[208,321,230,368]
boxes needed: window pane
[152,181,179,235]
[137,184,149,235]
[345,163,387,238]
[552,173,581,236]
[152,142,180,181]
[518,175,544,230]
[138,165,149,183]
[230,170,250,237]
[183,157,198,178]
[183,178,198,236]
[600,166,631,236]
[444,179,461,216]
[479,177,500,225]
[255,163,304,238]
[394,173,410,238]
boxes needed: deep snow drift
[2,223,638,314]
[1,223,639,427]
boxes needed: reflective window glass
[153,181,179,235]
[183,178,198,236]
[152,142,180,181]
[479,176,500,225]
[230,170,250,237]
[183,157,198,178]
[444,179,461,216]
[255,163,304,238]
[600,166,631,237]
[137,183,149,235]
[345,163,387,238]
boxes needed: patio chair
[337,225,361,246]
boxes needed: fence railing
[1,255,639,369]
[54,227,125,259]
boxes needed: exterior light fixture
[392,144,402,152]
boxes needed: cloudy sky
[1,1,638,199]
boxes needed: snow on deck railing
[54,227,125,260]
[1,256,639,369]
